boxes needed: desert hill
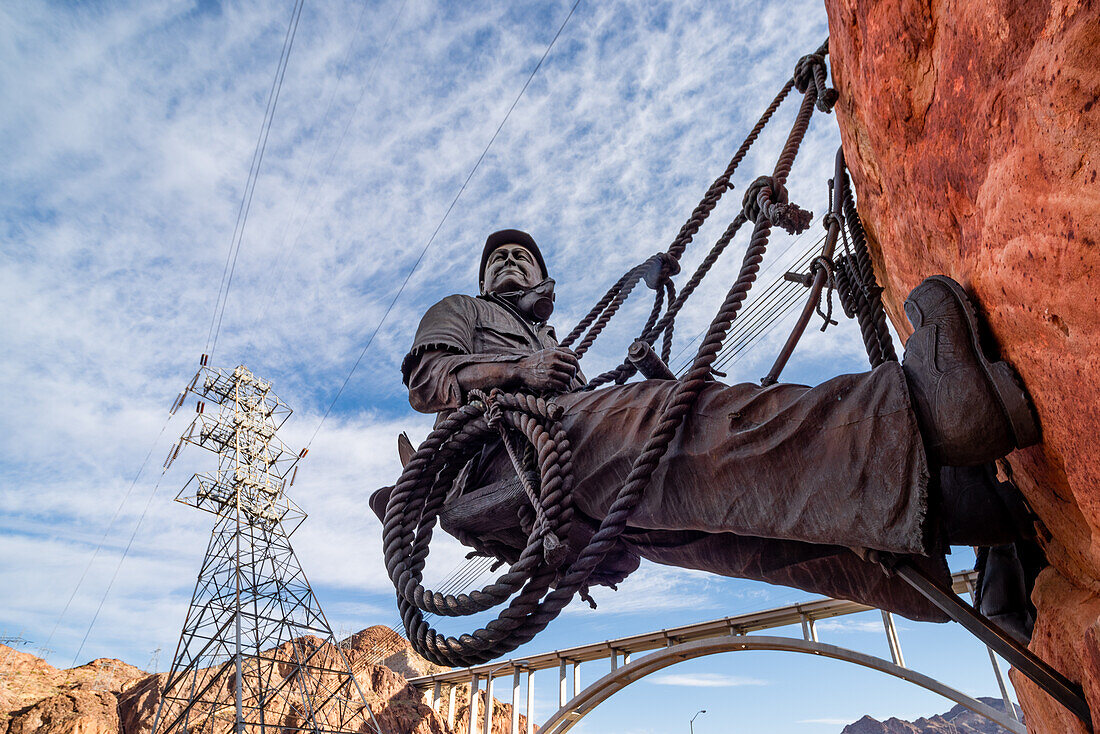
[0,627,525,734]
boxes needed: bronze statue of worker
[374,228,1039,624]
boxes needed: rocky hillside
[823,2,1100,732]
[842,698,1023,734]
[0,627,526,734]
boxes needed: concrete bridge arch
[537,635,1024,734]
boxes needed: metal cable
[706,239,823,370]
[669,236,821,375]
[206,0,306,360]
[71,465,170,666]
[251,0,412,329]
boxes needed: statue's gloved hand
[515,347,579,393]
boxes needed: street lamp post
[690,709,707,734]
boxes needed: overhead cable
[206,0,306,360]
[251,0,412,330]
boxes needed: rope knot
[793,51,838,113]
[742,176,814,234]
[822,211,843,231]
[469,388,504,427]
[809,256,839,331]
[641,252,681,290]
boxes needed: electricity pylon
[152,361,383,734]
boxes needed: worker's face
[482,244,542,294]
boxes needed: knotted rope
[741,175,814,235]
[793,41,838,112]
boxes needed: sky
[1,1,1021,732]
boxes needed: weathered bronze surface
[387,238,958,622]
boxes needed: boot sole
[923,276,1040,449]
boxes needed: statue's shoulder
[425,293,501,321]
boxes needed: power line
[206,0,306,360]
[304,0,583,449]
[63,0,308,666]
[42,414,175,656]
[71,465,170,667]
[251,0,412,331]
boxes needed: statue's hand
[515,348,580,393]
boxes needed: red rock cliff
[823,1,1100,732]
[0,628,524,734]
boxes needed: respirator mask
[499,278,556,322]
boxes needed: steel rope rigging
[664,219,824,370]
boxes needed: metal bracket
[890,558,1092,730]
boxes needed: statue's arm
[405,348,581,413]
[405,350,523,413]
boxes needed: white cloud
[648,672,767,687]
[561,562,718,616]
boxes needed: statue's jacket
[402,293,952,621]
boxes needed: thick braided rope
[660,278,677,362]
[604,276,669,387]
[384,396,572,621]
[563,77,796,361]
[568,261,650,357]
[834,252,886,368]
[665,79,797,263]
[559,270,631,348]
[840,170,897,366]
[585,215,748,389]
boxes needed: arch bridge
[406,570,1023,734]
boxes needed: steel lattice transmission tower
[151,362,383,734]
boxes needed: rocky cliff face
[823,2,1100,732]
[842,697,1023,734]
[0,628,524,734]
[0,646,148,734]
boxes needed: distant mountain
[842,697,1024,734]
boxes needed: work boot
[974,540,1048,645]
[939,464,1036,546]
[902,275,1039,466]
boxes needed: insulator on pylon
[299,448,308,458]
[188,371,201,390]
[289,466,298,487]
[164,442,180,469]
[200,353,209,366]
[169,393,185,416]
[197,401,205,414]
